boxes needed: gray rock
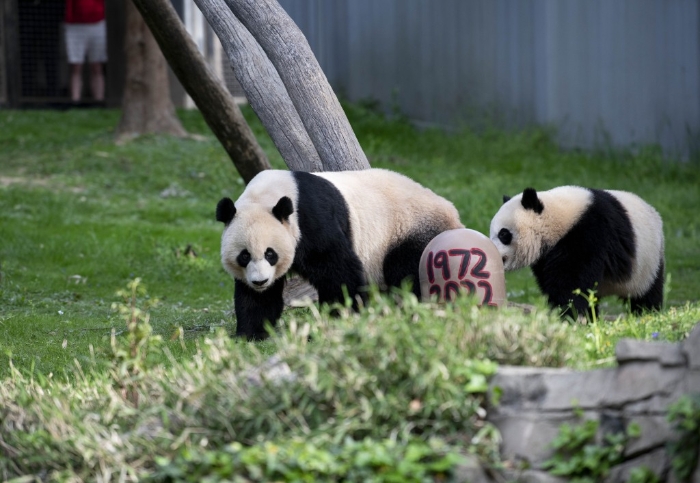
[485,321,700,483]
[625,394,678,415]
[616,339,686,366]
[489,368,549,410]
[682,322,700,370]
[283,276,318,307]
[605,447,668,483]
[601,362,684,406]
[683,369,700,393]
[490,366,612,411]
[539,368,616,410]
[451,455,491,483]
[624,415,672,456]
[494,363,681,411]
[489,411,579,464]
[244,355,296,386]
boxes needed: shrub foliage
[0,283,584,481]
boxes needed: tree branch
[222,0,370,171]
[130,0,271,183]
[194,0,323,172]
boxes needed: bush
[0,283,586,481]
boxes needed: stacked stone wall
[475,322,700,483]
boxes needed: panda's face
[489,191,546,271]
[490,187,593,272]
[220,204,298,292]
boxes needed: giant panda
[489,186,664,318]
[216,168,464,339]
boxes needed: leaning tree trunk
[193,0,322,172]
[116,0,187,141]
[196,0,370,172]
[129,0,271,182]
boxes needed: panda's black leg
[383,232,440,298]
[630,260,664,314]
[554,280,603,320]
[234,277,285,340]
[307,251,367,311]
[559,295,597,321]
[533,258,603,321]
[535,274,598,320]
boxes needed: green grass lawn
[0,105,699,378]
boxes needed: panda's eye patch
[237,250,251,267]
[264,248,278,266]
[498,228,513,245]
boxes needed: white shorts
[65,20,107,64]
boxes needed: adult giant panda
[216,169,464,339]
[489,186,664,318]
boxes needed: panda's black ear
[521,188,544,214]
[272,196,294,222]
[216,197,236,224]
[502,195,511,204]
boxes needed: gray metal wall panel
[279,0,700,158]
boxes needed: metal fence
[17,0,67,103]
[279,0,700,159]
[2,0,241,108]
[0,3,6,105]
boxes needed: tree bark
[116,0,187,141]
[193,0,322,172]
[213,0,370,171]
[129,0,271,183]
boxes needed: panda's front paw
[235,329,270,341]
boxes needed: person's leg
[70,63,83,102]
[86,20,107,102]
[88,62,104,101]
[65,23,87,102]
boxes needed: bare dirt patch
[0,176,85,193]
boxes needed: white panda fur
[313,170,461,286]
[217,168,463,338]
[489,186,664,317]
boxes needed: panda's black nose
[252,279,268,287]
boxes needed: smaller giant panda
[216,169,464,339]
[489,186,664,318]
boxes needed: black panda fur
[217,169,463,339]
[289,172,366,309]
[490,186,664,318]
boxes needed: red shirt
[65,0,105,24]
